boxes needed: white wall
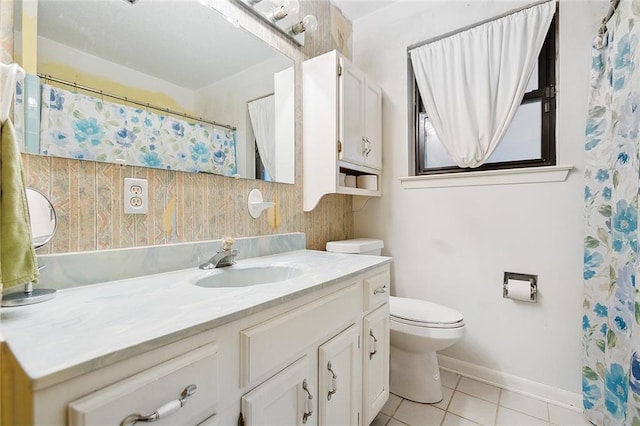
[194,56,289,179]
[351,0,609,401]
[38,37,195,111]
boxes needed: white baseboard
[438,354,583,412]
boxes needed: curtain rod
[248,92,274,104]
[407,0,554,52]
[38,74,237,131]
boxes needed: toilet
[326,238,465,404]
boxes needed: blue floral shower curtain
[583,1,640,424]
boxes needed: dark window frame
[410,15,557,176]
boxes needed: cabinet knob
[302,379,314,423]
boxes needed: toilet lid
[390,296,464,327]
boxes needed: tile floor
[371,370,592,426]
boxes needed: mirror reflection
[14,0,295,183]
[26,188,56,248]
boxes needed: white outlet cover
[124,178,148,214]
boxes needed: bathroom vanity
[1,236,391,425]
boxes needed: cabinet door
[241,355,315,426]
[362,304,390,425]
[318,324,361,426]
[364,80,382,170]
[339,58,367,167]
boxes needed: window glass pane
[422,115,456,168]
[525,62,538,92]
[486,100,541,163]
[421,100,542,168]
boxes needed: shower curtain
[583,1,640,424]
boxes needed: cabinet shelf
[337,187,379,197]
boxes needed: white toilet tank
[326,238,384,256]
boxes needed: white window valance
[410,1,556,168]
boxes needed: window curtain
[248,95,276,180]
[410,1,555,168]
[583,1,640,423]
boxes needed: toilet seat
[390,296,464,329]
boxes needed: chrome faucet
[199,236,239,269]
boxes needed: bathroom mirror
[14,0,295,184]
[26,188,56,248]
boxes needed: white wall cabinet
[303,50,382,212]
[3,265,390,426]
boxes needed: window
[411,16,557,175]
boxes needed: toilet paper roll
[345,175,357,188]
[357,174,377,190]
[339,173,346,187]
[505,279,532,301]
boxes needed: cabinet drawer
[364,268,390,310]
[68,343,218,426]
[241,283,362,386]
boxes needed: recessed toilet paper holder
[503,272,537,303]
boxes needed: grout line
[493,388,502,426]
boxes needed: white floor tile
[387,419,410,426]
[394,399,446,426]
[442,412,482,426]
[441,369,461,389]
[371,413,391,426]
[548,404,590,426]
[499,389,549,421]
[432,385,454,411]
[457,377,501,404]
[383,393,403,416]
[497,406,550,426]
[448,391,498,425]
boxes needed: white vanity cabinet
[1,263,390,426]
[241,355,314,425]
[363,304,390,425]
[238,266,390,426]
[362,268,391,426]
[318,324,361,426]
[303,50,382,212]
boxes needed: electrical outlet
[124,178,148,214]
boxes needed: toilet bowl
[325,238,466,404]
[389,296,465,403]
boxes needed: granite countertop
[1,249,391,390]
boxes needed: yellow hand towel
[0,119,38,289]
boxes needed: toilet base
[390,346,443,403]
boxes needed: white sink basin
[195,266,303,288]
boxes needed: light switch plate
[124,178,148,214]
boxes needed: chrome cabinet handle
[327,361,338,400]
[373,285,387,295]
[362,137,372,157]
[302,379,314,423]
[369,329,378,360]
[120,384,197,425]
